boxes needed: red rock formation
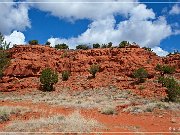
[0,45,177,98]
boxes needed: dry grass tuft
[6,111,103,132]
[0,106,30,123]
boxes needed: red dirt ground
[0,100,179,134]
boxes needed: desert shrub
[101,44,107,48]
[62,70,70,81]
[88,64,99,78]
[93,43,100,48]
[40,68,58,91]
[29,40,38,45]
[133,68,148,83]
[45,41,51,45]
[55,43,69,50]
[0,33,10,78]
[76,45,89,50]
[155,64,175,75]
[158,76,180,102]
[107,42,113,48]
[119,41,129,48]
[0,33,10,50]
[99,107,117,115]
[142,47,152,52]
[0,52,10,78]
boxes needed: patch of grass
[99,106,117,115]
[0,106,30,123]
[6,111,103,132]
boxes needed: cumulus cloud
[152,47,169,57]
[47,4,172,51]
[169,4,180,15]
[4,31,26,48]
[0,0,30,34]
[28,0,137,21]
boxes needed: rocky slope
[0,45,179,98]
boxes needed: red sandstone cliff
[0,45,179,97]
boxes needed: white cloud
[0,0,30,34]
[28,0,137,21]
[169,4,180,15]
[152,47,169,57]
[47,4,172,50]
[4,31,26,48]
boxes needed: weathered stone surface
[0,45,179,96]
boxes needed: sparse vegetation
[62,70,70,81]
[0,33,10,78]
[0,106,29,123]
[119,41,129,48]
[107,42,113,48]
[45,41,51,45]
[29,40,38,45]
[93,43,100,48]
[101,44,107,48]
[133,68,148,83]
[155,64,175,75]
[99,106,117,115]
[158,76,180,102]
[76,44,89,50]
[55,43,69,50]
[142,47,153,52]
[88,64,99,78]
[6,111,102,132]
[0,33,10,50]
[40,68,58,91]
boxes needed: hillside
[0,45,179,97]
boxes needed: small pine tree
[133,68,148,83]
[40,68,58,91]
[158,76,180,102]
[88,64,99,78]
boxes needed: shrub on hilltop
[93,43,100,48]
[119,41,129,48]
[142,47,153,52]
[29,40,38,45]
[76,45,89,50]
[55,43,69,50]
[40,68,58,91]
[45,41,51,45]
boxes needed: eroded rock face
[0,45,177,97]
[4,45,162,77]
[163,54,180,73]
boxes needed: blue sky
[1,0,180,56]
